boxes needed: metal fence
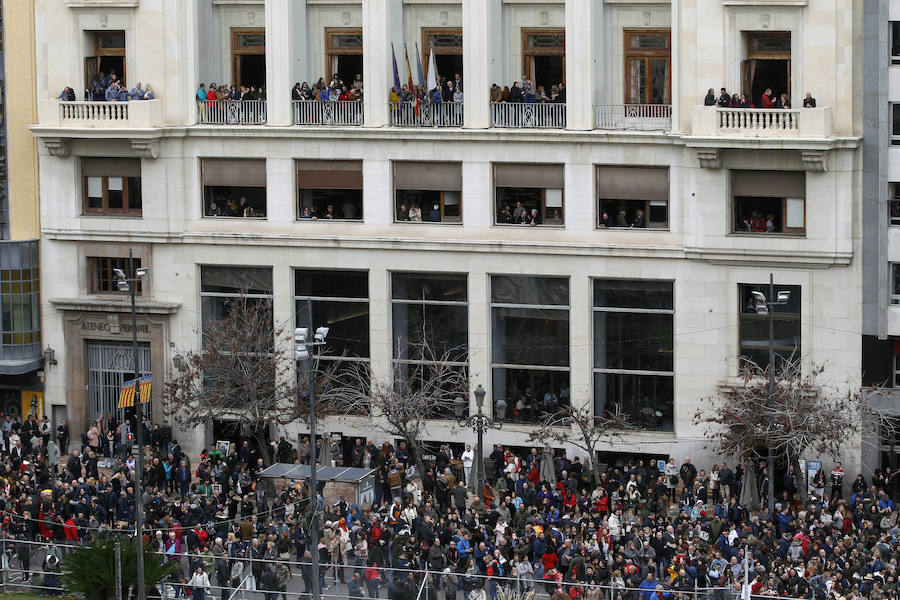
[1,537,748,600]
[594,104,672,131]
[292,100,363,126]
[491,102,567,128]
[390,102,464,127]
[197,100,267,125]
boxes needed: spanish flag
[118,375,151,408]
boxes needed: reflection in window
[738,283,801,372]
[491,275,569,424]
[391,272,468,420]
[593,279,673,431]
[199,266,273,338]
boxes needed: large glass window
[894,104,900,146]
[593,279,673,431]
[394,162,462,223]
[82,158,142,216]
[494,164,564,226]
[199,266,273,338]
[491,275,569,424]
[202,159,267,218]
[732,170,806,234]
[738,283,801,371]
[297,160,363,220]
[0,267,40,346]
[391,272,468,420]
[597,166,669,229]
[890,183,900,226]
[892,22,900,65]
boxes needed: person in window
[512,201,526,222]
[535,86,550,103]
[397,203,410,222]
[632,209,646,228]
[408,203,422,222]
[703,89,716,106]
[207,83,219,103]
[225,198,240,217]
[497,205,512,224]
[197,83,207,102]
[599,210,612,228]
[323,205,336,219]
[238,197,255,218]
[501,86,510,101]
[761,88,776,108]
[803,92,816,108]
[748,210,766,232]
[105,82,120,102]
[766,214,776,232]
[429,204,442,222]
[442,81,455,103]
[616,209,630,227]
[730,94,741,108]
[525,208,541,226]
[207,200,222,217]
[300,206,313,219]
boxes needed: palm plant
[62,538,179,600]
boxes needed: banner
[118,375,151,408]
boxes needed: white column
[363,0,402,127]
[266,0,293,126]
[670,0,682,132]
[565,0,598,130]
[463,0,502,128]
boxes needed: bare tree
[693,358,895,501]
[529,402,635,486]
[318,338,468,479]
[163,295,298,465]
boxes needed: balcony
[691,106,833,139]
[594,104,672,132]
[38,99,163,128]
[292,100,363,126]
[390,102,463,127]
[491,102,566,129]
[198,100,267,125]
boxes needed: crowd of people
[293,74,364,103]
[197,83,267,103]
[0,411,898,600]
[703,87,816,110]
[490,77,567,104]
[58,69,155,102]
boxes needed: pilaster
[363,0,403,127]
[565,0,597,130]
[463,0,502,128]
[266,0,294,126]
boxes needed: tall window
[624,30,671,105]
[597,166,669,229]
[326,28,363,85]
[892,264,900,305]
[593,280,673,431]
[738,283,801,371]
[232,28,266,89]
[391,272,468,420]
[891,183,900,226]
[892,22,900,65]
[202,159,267,218]
[0,265,40,346]
[522,29,565,93]
[83,158,142,216]
[297,160,363,220]
[422,28,463,83]
[90,257,143,295]
[893,104,900,146]
[494,163,564,226]
[491,275,569,424]
[394,162,462,223]
[893,344,900,387]
[199,266,273,338]
[732,170,805,234]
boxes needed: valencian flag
[118,375,151,408]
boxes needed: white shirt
[461,449,475,468]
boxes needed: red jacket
[63,518,79,541]
[761,93,776,108]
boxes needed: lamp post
[454,385,502,497]
[293,302,328,600]
[114,249,148,600]
[752,273,791,518]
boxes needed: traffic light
[294,328,309,361]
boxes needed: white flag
[426,48,439,92]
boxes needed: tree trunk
[790,453,808,503]
[254,431,273,466]
[410,438,427,483]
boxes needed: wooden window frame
[326,28,363,82]
[83,175,141,216]
[394,190,463,224]
[521,28,566,85]
[495,187,565,227]
[746,31,791,60]
[232,27,265,89]
[86,30,127,91]
[732,195,805,235]
[623,29,671,105]
[90,257,143,295]
[598,199,669,229]
[422,27,463,79]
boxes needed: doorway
[84,30,126,96]
[86,341,151,426]
[742,32,791,106]
[423,28,463,88]
[326,28,363,86]
[522,29,565,93]
[232,28,266,89]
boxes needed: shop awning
[0,357,43,375]
[259,463,375,484]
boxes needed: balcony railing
[594,104,672,131]
[390,101,463,127]
[37,99,163,128]
[691,106,833,138]
[491,102,566,128]
[197,100,266,125]
[292,100,363,126]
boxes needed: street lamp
[754,273,791,518]
[114,249,148,600]
[454,385,502,497]
[293,300,329,600]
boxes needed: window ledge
[50,297,180,314]
[393,221,463,226]
[297,219,365,223]
[80,214,143,219]
[597,227,670,232]
[729,232,806,238]
[494,224,566,229]
[204,216,267,220]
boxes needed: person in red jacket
[63,517,78,542]
[761,88,776,108]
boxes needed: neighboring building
[0,0,44,421]
[32,0,862,474]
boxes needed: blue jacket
[105,87,119,101]
[639,579,660,600]
[456,537,470,557]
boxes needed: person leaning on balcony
[739,94,751,108]
[778,93,791,109]
[206,83,218,102]
[490,84,502,103]
[58,86,76,101]
[105,82,119,101]
[143,85,154,100]
[717,88,730,107]
[535,86,550,103]
[761,88,776,108]
[704,89,716,106]
[509,81,523,102]
[803,92,817,108]
[128,82,145,100]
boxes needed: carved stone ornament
[131,139,159,159]
[43,138,71,157]
[696,149,721,169]
[800,150,827,172]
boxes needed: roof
[259,463,376,483]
